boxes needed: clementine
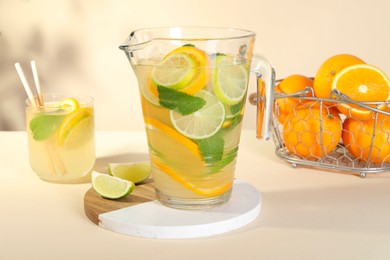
[282,103,342,159]
[342,117,390,164]
[275,74,314,124]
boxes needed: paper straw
[14,62,37,107]
[31,60,44,107]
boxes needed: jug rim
[119,26,256,50]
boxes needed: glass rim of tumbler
[25,93,94,109]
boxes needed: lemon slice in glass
[151,53,196,90]
[213,56,249,105]
[57,107,94,148]
[59,97,80,111]
[108,161,151,184]
[170,90,225,139]
[92,171,135,199]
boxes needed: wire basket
[250,80,390,177]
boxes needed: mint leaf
[195,132,224,164]
[207,147,238,174]
[29,114,65,141]
[158,85,206,115]
[230,101,243,115]
[216,52,227,57]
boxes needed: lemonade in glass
[26,94,95,183]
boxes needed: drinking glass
[26,94,95,183]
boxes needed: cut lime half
[213,56,249,105]
[170,90,225,139]
[108,161,151,184]
[91,171,135,199]
[151,53,196,90]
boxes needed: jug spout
[119,31,143,52]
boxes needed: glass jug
[119,27,274,209]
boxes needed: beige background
[1,0,389,131]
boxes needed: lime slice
[92,171,135,199]
[151,53,196,89]
[108,161,151,184]
[141,79,160,106]
[57,107,94,148]
[170,90,225,139]
[213,56,249,105]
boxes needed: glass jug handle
[249,55,275,140]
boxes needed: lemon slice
[142,78,160,106]
[59,97,80,111]
[170,90,225,139]
[57,107,94,148]
[151,53,196,89]
[213,56,249,105]
[92,171,135,199]
[108,161,151,184]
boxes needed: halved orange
[313,54,365,100]
[332,64,390,120]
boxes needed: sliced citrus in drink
[151,53,196,89]
[332,64,390,120]
[170,90,225,139]
[141,78,161,106]
[108,161,151,184]
[92,171,135,199]
[57,107,94,148]
[153,159,232,197]
[149,45,210,96]
[144,117,202,160]
[145,117,233,197]
[59,98,80,111]
[213,55,249,105]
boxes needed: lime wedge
[91,171,135,199]
[108,161,151,184]
[151,53,196,89]
[170,90,225,139]
[213,56,249,105]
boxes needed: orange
[275,74,314,124]
[149,45,210,96]
[342,117,390,164]
[282,103,342,159]
[332,64,390,120]
[313,54,365,100]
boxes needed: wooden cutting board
[84,179,156,225]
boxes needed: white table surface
[1,130,390,260]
